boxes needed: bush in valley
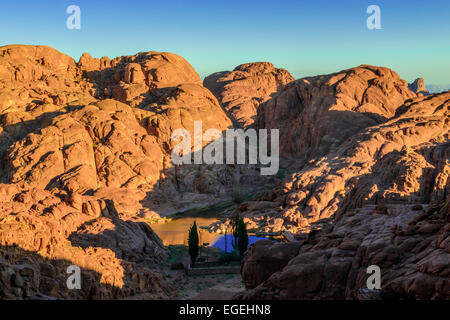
[188,221,199,265]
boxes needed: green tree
[188,221,199,265]
[230,213,239,246]
[237,218,249,256]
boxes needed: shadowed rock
[409,78,430,96]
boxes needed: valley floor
[161,246,245,300]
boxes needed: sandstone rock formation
[79,51,204,107]
[226,67,449,300]
[409,78,430,96]
[0,183,174,299]
[0,44,238,299]
[0,45,237,215]
[238,198,449,299]
[204,62,294,128]
[1,44,448,300]
[257,65,418,162]
[237,91,449,234]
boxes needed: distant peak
[409,77,430,96]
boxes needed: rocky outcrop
[0,45,237,299]
[204,62,294,128]
[408,78,430,96]
[0,184,174,299]
[232,69,449,300]
[237,199,450,300]
[0,45,97,158]
[79,51,203,107]
[240,240,302,289]
[0,45,80,91]
[257,65,418,162]
[0,45,235,214]
[1,44,448,300]
[237,91,449,234]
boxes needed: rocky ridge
[0,44,448,300]
[204,62,294,128]
[0,44,240,299]
[204,64,449,236]
[205,63,449,299]
[236,91,449,235]
[257,65,417,161]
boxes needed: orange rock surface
[0,45,448,300]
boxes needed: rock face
[238,199,450,300]
[0,45,234,214]
[0,45,79,90]
[240,240,302,289]
[1,44,448,300]
[79,51,204,107]
[237,90,449,234]
[227,66,449,300]
[0,45,237,299]
[409,78,430,96]
[0,186,173,299]
[257,65,418,161]
[204,62,294,128]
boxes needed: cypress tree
[188,221,199,265]
[237,218,248,256]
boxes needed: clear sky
[0,0,449,84]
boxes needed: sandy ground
[171,272,245,300]
[162,245,245,300]
[190,274,245,300]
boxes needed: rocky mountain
[0,45,246,216]
[0,44,239,299]
[257,65,417,162]
[204,62,294,128]
[238,198,449,299]
[204,63,449,299]
[0,44,448,300]
[238,91,449,235]
[205,65,448,234]
[408,78,430,96]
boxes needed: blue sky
[0,0,449,84]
